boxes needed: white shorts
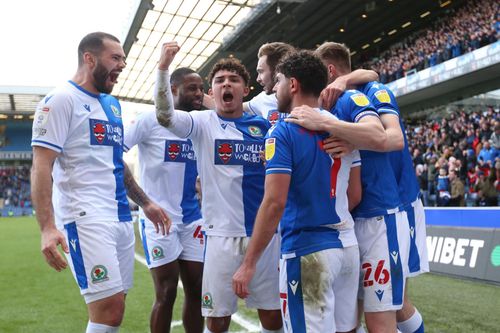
[201,234,280,317]
[405,199,430,277]
[280,246,360,333]
[62,221,135,304]
[139,217,204,269]
[355,211,410,312]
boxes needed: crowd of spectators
[407,106,499,206]
[0,165,32,215]
[360,0,500,83]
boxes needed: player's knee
[102,299,125,327]
[257,309,283,330]
[206,316,231,332]
[156,281,178,305]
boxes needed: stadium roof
[0,0,480,116]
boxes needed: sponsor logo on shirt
[89,119,123,146]
[374,90,391,103]
[34,106,51,127]
[164,140,195,162]
[265,138,275,161]
[83,104,91,112]
[350,93,370,107]
[214,140,264,166]
[267,110,280,126]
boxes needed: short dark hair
[170,67,196,86]
[78,32,120,66]
[276,50,328,97]
[208,58,250,86]
[258,42,296,73]
[315,42,351,72]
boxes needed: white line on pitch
[134,253,261,332]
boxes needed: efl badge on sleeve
[350,93,370,107]
[265,138,276,161]
[375,90,391,103]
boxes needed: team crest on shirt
[91,265,109,283]
[93,122,106,144]
[248,126,263,137]
[111,105,121,118]
[374,90,391,103]
[265,138,275,161]
[267,110,280,126]
[202,293,213,309]
[350,93,370,107]
[167,143,181,160]
[151,246,165,260]
[217,142,233,164]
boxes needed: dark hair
[258,42,295,73]
[78,32,120,66]
[276,50,328,97]
[208,58,250,86]
[314,42,351,72]
[170,67,196,86]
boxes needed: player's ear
[290,77,299,94]
[327,64,337,81]
[243,86,250,97]
[208,88,213,97]
[171,84,179,97]
[83,52,96,68]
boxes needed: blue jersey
[331,89,401,218]
[359,82,420,207]
[265,110,359,258]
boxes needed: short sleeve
[31,92,72,153]
[351,150,361,168]
[124,110,150,152]
[265,123,293,175]
[368,85,400,117]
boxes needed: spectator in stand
[436,167,451,206]
[475,169,498,206]
[490,122,500,150]
[358,0,499,84]
[416,164,429,206]
[478,140,498,165]
[449,169,465,206]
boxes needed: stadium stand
[359,0,499,83]
[406,106,499,207]
[0,165,33,217]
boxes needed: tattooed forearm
[123,163,150,208]
[155,69,175,128]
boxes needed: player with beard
[124,67,205,333]
[245,42,379,127]
[155,42,283,333]
[31,32,170,333]
[233,50,362,333]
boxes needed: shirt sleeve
[351,150,361,168]
[123,110,149,152]
[347,91,379,123]
[369,86,400,117]
[265,124,293,175]
[31,91,72,153]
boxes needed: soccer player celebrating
[317,42,428,333]
[31,32,170,333]
[233,50,362,333]
[124,67,205,333]
[154,42,282,333]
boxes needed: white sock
[356,325,367,333]
[261,328,284,333]
[397,309,424,333]
[86,321,119,333]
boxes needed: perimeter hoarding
[425,208,500,283]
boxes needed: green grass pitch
[1,216,499,332]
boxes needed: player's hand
[319,76,347,110]
[41,226,69,272]
[322,136,354,158]
[159,41,180,71]
[232,263,256,299]
[285,105,328,131]
[143,201,171,235]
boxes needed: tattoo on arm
[123,163,150,208]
